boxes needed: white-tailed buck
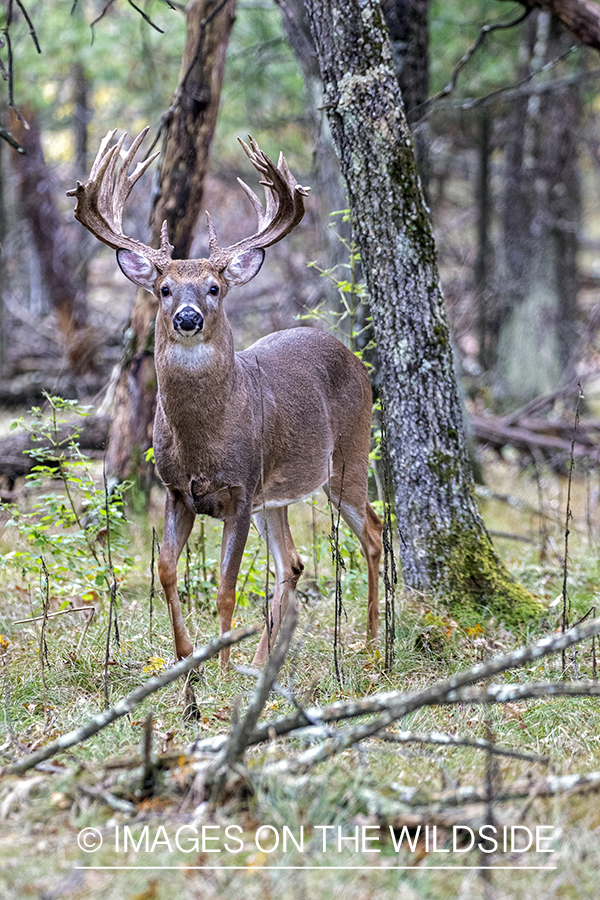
[68,128,382,665]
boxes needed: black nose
[173,306,204,333]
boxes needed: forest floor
[0,435,599,899]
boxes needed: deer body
[68,130,382,665]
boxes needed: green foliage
[2,394,132,607]
[1,0,185,154]
[301,210,375,361]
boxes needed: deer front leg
[157,489,195,660]
[217,503,252,668]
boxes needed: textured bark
[10,110,91,370]
[497,12,581,402]
[106,0,237,483]
[0,134,6,373]
[475,110,493,371]
[304,0,539,621]
[149,0,237,256]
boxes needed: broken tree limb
[0,415,110,484]
[394,769,600,809]
[222,598,299,770]
[205,599,300,801]
[515,1,600,54]
[0,625,258,778]
[470,413,600,463]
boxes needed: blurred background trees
[2,0,600,457]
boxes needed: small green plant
[3,394,133,609]
[301,210,375,360]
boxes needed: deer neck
[154,311,241,453]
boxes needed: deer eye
[209,284,219,295]
[160,285,170,297]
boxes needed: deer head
[67,126,309,301]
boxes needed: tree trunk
[475,109,493,371]
[497,12,581,403]
[303,0,540,623]
[381,0,430,195]
[0,133,7,374]
[277,0,350,279]
[106,0,237,484]
[72,61,91,317]
[10,109,91,370]
[515,0,600,52]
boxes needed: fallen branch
[0,625,258,778]
[12,606,94,625]
[77,783,136,815]
[223,599,299,769]
[192,617,600,758]
[443,679,600,706]
[253,617,600,749]
[206,599,299,799]
[0,415,110,484]
[378,729,549,764]
[471,413,600,464]
[394,770,600,809]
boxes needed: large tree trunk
[303,0,540,623]
[10,109,91,370]
[497,11,581,403]
[276,0,350,293]
[381,0,429,195]
[106,0,237,484]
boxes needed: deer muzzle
[173,306,204,334]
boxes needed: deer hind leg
[158,490,196,660]
[252,506,304,666]
[324,471,382,644]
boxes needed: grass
[1,455,600,898]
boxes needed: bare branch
[424,6,531,110]
[250,616,600,749]
[14,0,41,53]
[0,625,258,777]
[378,729,549,764]
[221,599,299,770]
[191,616,600,760]
[126,0,164,33]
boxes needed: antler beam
[207,135,310,270]
[67,128,174,271]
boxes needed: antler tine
[98,132,127,230]
[88,128,118,181]
[67,128,173,271]
[207,135,310,268]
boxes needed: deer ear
[117,249,158,290]
[224,248,265,286]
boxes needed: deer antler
[206,135,310,270]
[67,128,174,272]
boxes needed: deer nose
[173,306,204,333]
